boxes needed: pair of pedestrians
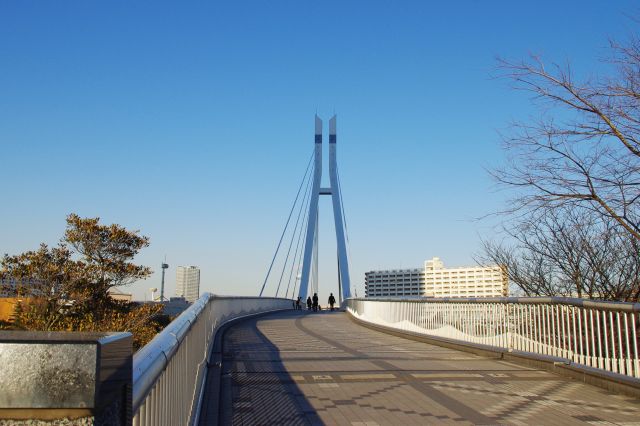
[306,294,318,311]
[299,293,336,312]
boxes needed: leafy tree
[1,214,163,349]
[63,213,151,314]
[9,300,168,349]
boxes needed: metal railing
[132,293,292,426]
[346,297,640,378]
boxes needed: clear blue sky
[1,1,636,300]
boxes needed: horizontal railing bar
[209,295,291,300]
[352,297,640,312]
[133,293,213,411]
[131,294,294,425]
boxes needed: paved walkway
[209,310,640,425]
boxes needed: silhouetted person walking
[307,296,312,310]
[296,297,302,310]
[312,293,319,312]
[328,293,336,311]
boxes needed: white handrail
[346,297,640,378]
[132,293,292,426]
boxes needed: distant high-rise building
[175,266,200,303]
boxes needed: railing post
[507,302,513,352]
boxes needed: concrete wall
[0,331,133,425]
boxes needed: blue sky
[1,1,636,300]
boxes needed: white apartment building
[364,257,508,298]
[424,257,507,298]
[175,266,200,303]
[364,268,425,297]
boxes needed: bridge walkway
[200,310,640,425]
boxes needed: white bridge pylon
[298,115,351,303]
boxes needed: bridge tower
[298,115,351,303]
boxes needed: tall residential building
[424,257,507,298]
[175,266,200,303]
[364,257,508,298]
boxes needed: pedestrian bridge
[132,296,640,425]
[124,119,640,425]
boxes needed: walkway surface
[207,310,640,425]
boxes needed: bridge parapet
[346,297,640,390]
[132,293,292,426]
[0,331,132,424]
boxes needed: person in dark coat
[296,297,302,310]
[306,296,312,310]
[312,293,319,312]
[328,293,336,311]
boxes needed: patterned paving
[207,310,640,425]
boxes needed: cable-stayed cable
[259,151,314,297]
[312,207,319,295]
[337,166,350,246]
[288,191,311,298]
[337,166,353,263]
[275,164,313,297]
[337,165,355,296]
[284,171,313,298]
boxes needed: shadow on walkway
[206,310,326,425]
[200,309,640,426]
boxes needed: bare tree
[478,207,640,301]
[494,33,640,241]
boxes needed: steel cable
[259,151,314,296]
[276,163,314,297]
